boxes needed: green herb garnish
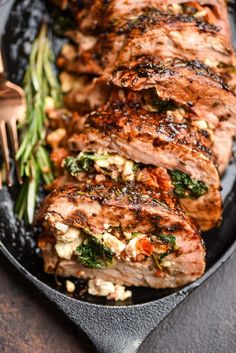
[131,232,144,238]
[63,152,109,176]
[169,170,208,199]
[15,24,62,223]
[158,234,176,246]
[153,234,177,269]
[75,237,114,269]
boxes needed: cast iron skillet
[1,1,236,352]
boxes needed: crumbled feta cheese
[123,231,132,240]
[170,4,182,14]
[55,238,83,260]
[95,155,125,170]
[57,227,81,243]
[108,155,125,167]
[162,260,172,268]
[193,120,208,130]
[204,58,219,68]
[108,285,132,301]
[95,158,110,169]
[66,280,76,293]
[88,279,132,301]
[55,222,69,234]
[78,33,97,51]
[103,223,110,230]
[88,279,115,297]
[125,234,145,259]
[122,160,135,181]
[100,232,126,255]
[194,9,207,18]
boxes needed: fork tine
[7,119,22,185]
[0,120,12,187]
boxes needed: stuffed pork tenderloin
[51,0,231,39]
[60,8,234,79]
[57,3,235,115]
[37,180,206,293]
[57,6,236,174]
[57,99,222,232]
[110,56,236,174]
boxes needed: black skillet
[1,1,236,352]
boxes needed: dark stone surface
[0,250,236,353]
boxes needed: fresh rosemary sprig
[15,24,62,223]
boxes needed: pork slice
[63,31,125,76]
[37,182,186,235]
[37,181,205,289]
[111,58,236,131]
[67,103,221,231]
[40,240,205,289]
[69,0,230,39]
[117,14,235,69]
[62,10,234,78]
[69,103,218,187]
[212,120,235,175]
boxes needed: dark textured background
[0,249,236,353]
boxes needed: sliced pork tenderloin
[111,57,236,131]
[51,0,230,39]
[66,102,221,231]
[37,181,206,289]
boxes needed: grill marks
[60,9,235,77]
[67,102,221,231]
[38,180,206,289]
[38,0,235,291]
[55,1,236,174]
[51,0,230,38]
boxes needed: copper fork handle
[0,44,6,82]
[0,51,3,74]
[0,42,4,74]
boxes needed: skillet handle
[37,282,188,353]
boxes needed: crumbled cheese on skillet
[88,279,132,301]
[66,280,76,293]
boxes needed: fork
[0,46,26,188]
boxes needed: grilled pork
[65,101,221,231]
[37,182,206,289]
[51,0,230,39]
[60,11,234,78]
[111,58,236,129]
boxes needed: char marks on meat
[38,181,206,288]
[39,0,236,293]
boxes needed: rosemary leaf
[15,24,62,223]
